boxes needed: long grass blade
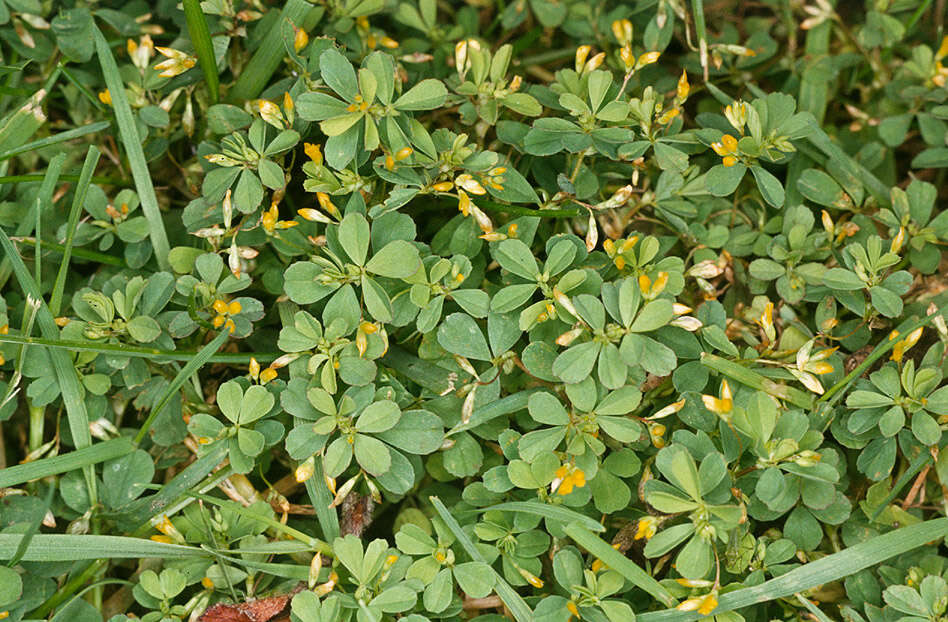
[0,153,64,290]
[49,145,99,316]
[0,534,206,561]
[228,0,312,101]
[93,25,171,269]
[0,228,97,504]
[474,501,605,533]
[564,522,677,608]
[0,333,278,363]
[133,329,232,445]
[430,496,534,622]
[303,430,340,542]
[637,518,948,622]
[0,437,133,488]
[818,306,945,407]
[182,0,220,103]
[0,121,110,162]
[114,443,229,530]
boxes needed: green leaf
[822,268,864,290]
[751,165,785,207]
[454,561,496,598]
[127,315,161,343]
[356,400,401,433]
[495,239,539,280]
[354,434,391,475]
[339,212,371,266]
[394,78,448,110]
[706,163,747,196]
[628,299,674,333]
[553,341,601,384]
[320,47,359,102]
[366,240,421,278]
[528,391,569,425]
[438,313,492,360]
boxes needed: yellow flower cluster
[211,298,241,332]
[554,464,586,495]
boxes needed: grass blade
[430,496,534,622]
[818,306,945,407]
[691,0,708,81]
[133,329,232,445]
[0,229,96,504]
[701,353,814,409]
[182,0,219,103]
[0,153,64,290]
[0,534,205,561]
[93,25,171,269]
[0,333,278,363]
[638,518,948,622]
[0,121,110,162]
[301,427,340,542]
[49,145,99,316]
[114,443,229,530]
[0,437,133,488]
[564,522,677,608]
[473,501,605,534]
[228,0,312,102]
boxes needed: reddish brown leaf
[199,593,291,622]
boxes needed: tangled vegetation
[1,1,948,621]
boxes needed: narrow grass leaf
[0,229,96,504]
[115,443,228,529]
[0,121,110,162]
[701,353,813,409]
[475,501,605,533]
[93,25,171,269]
[49,145,99,316]
[0,534,205,561]
[431,496,534,622]
[0,437,133,488]
[133,329,231,445]
[228,0,312,101]
[565,522,677,608]
[303,430,340,542]
[0,333,279,363]
[638,518,948,622]
[182,0,219,103]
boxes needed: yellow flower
[455,173,486,195]
[677,593,718,616]
[575,45,592,72]
[677,70,690,101]
[658,108,680,124]
[891,327,923,363]
[634,516,658,540]
[452,190,469,218]
[711,134,739,167]
[201,576,215,590]
[154,46,197,78]
[294,27,309,52]
[702,379,733,416]
[639,271,668,299]
[98,90,112,106]
[554,464,586,495]
[260,367,278,384]
[611,19,633,46]
[432,181,454,192]
[566,600,581,620]
[316,192,341,219]
[637,51,661,68]
[304,142,324,166]
[296,456,316,482]
[620,45,635,72]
